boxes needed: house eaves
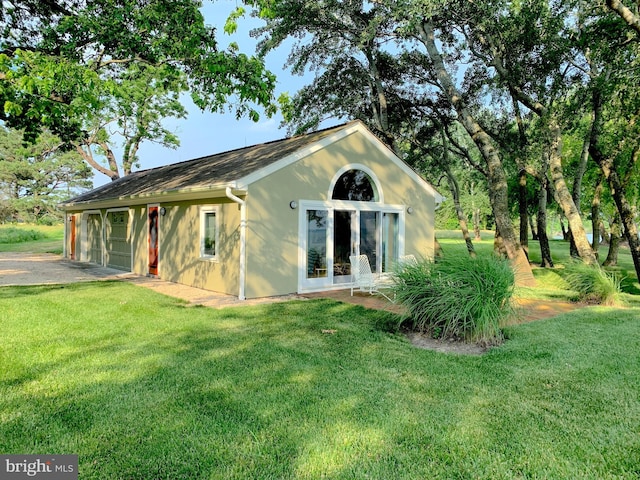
[59,120,443,210]
[58,183,246,211]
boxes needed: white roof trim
[236,122,362,188]
[236,121,444,202]
[59,182,245,211]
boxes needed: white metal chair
[349,254,395,302]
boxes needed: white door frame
[297,199,405,293]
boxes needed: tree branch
[75,144,119,181]
[607,0,640,36]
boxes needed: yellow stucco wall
[244,129,436,298]
[150,199,241,296]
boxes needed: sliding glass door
[305,209,328,285]
[300,204,402,291]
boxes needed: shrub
[392,254,515,345]
[563,261,622,306]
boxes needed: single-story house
[59,120,443,299]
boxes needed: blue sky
[93,1,333,187]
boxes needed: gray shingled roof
[61,122,353,206]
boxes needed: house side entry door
[69,215,76,260]
[148,206,159,276]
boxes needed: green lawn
[1,281,639,479]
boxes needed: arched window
[331,169,377,201]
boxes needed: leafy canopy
[0,0,277,144]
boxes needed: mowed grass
[0,224,65,254]
[437,231,640,302]
[1,281,639,479]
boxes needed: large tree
[440,0,597,264]
[73,63,188,180]
[0,0,277,179]
[0,126,92,222]
[405,14,535,285]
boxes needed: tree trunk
[418,19,535,286]
[548,118,597,264]
[597,159,640,276]
[448,172,476,257]
[473,208,482,240]
[603,213,622,267]
[589,88,640,282]
[519,169,529,256]
[607,0,640,36]
[591,176,604,258]
[529,214,539,240]
[494,228,508,257]
[76,144,120,181]
[560,217,568,241]
[568,228,578,258]
[537,174,554,268]
[434,235,444,258]
[600,220,610,245]
[364,48,398,153]
[441,128,476,257]
[569,130,591,259]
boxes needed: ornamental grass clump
[563,261,622,306]
[392,254,515,345]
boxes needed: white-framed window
[200,206,219,260]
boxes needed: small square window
[200,207,218,259]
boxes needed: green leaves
[392,254,515,344]
[224,7,246,35]
[0,125,92,222]
[1,0,278,179]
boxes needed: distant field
[0,224,64,254]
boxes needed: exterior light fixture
[407,206,414,214]
[289,200,298,209]
[159,207,167,216]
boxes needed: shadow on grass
[2,283,640,479]
[1,290,425,478]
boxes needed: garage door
[105,210,131,271]
[87,214,103,265]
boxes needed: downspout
[225,186,247,300]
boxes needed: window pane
[382,213,399,272]
[333,210,354,278]
[204,212,216,256]
[307,210,327,278]
[360,211,379,271]
[332,169,376,201]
